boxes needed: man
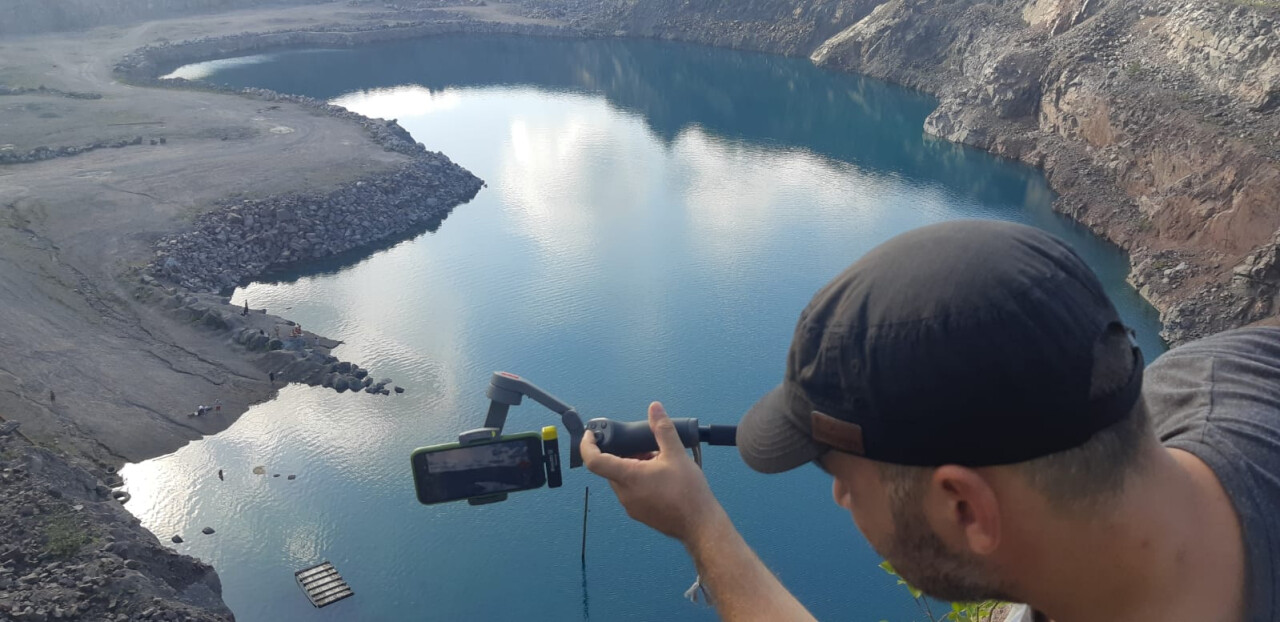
[582,220,1280,622]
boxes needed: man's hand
[582,402,819,621]
[581,401,725,543]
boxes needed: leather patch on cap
[811,411,864,455]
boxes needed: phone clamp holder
[455,428,505,505]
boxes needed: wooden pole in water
[581,486,590,564]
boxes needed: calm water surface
[124,36,1166,621]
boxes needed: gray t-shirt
[1145,326,1280,622]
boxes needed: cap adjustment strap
[811,411,865,456]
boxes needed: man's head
[736,220,1152,601]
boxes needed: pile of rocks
[0,136,156,166]
[0,432,232,621]
[0,84,102,99]
[145,155,481,293]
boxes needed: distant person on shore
[49,389,55,403]
[269,371,276,386]
[583,221,1279,622]
[242,300,249,316]
[214,398,222,412]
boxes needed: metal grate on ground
[295,561,354,608]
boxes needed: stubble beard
[881,499,1014,604]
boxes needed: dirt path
[0,3,527,465]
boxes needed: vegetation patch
[43,514,93,559]
[881,561,1005,622]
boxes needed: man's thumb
[649,401,683,454]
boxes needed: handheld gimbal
[451,371,738,505]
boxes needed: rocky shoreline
[113,18,596,85]
[64,18,622,403]
[125,138,484,397]
[107,21,547,399]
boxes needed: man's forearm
[684,507,818,622]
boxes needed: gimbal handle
[584,418,737,456]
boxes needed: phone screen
[412,435,546,505]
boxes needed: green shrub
[43,515,92,559]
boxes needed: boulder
[201,310,229,331]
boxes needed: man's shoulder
[1145,326,1280,622]
[1144,326,1280,442]
[1150,326,1280,366]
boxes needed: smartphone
[410,433,546,505]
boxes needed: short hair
[880,325,1153,515]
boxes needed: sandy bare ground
[0,3,541,465]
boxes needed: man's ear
[927,465,1002,556]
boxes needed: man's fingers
[580,429,602,462]
[585,452,632,481]
[581,430,632,481]
[649,401,685,455]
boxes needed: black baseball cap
[737,220,1144,471]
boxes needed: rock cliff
[517,0,1280,345]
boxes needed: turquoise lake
[122,35,1166,621]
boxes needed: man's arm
[581,402,817,622]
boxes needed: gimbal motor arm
[483,371,587,468]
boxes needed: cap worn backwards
[737,220,1143,472]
